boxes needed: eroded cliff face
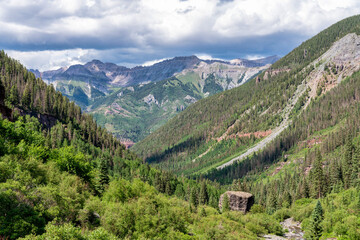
[17,108,58,129]
[0,84,58,128]
[219,191,254,213]
[306,33,360,100]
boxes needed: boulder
[218,191,254,213]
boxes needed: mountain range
[31,55,279,144]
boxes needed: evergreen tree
[174,184,185,199]
[343,135,353,188]
[351,145,359,187]
[306,200,324,240]
[282,190,292,208]
[311,150,324,198]
[200,207,207,217]
[190,187,198,207]
[199,181,209,205]
[99,159,110,188]
[221,193,230,212]
[8,85,19,105]
[165,182,172,195]
[209,195,218,209]
[21,85,31,109]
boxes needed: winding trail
[217,78,308,170]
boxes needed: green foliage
[98,158,109,190]
[273,208,291,222]
[190,187,198,207]
[199,181,209,205]
[0,113,281,239]
[0,190,46,239]
[50,146,91,181]
[305,200,324,239]
[221,193,230,213]
[310,150,325,198]
[250,204,265,214]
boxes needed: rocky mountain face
[34,55,279,88]
[229,55,280,67]
[31,55,278,143]
[33,56,202,88]
[90,58,275,143]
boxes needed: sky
[1,0,360,71]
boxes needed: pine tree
[221,193,230,212]
[357,192,360,213]
[21,85,31,109]
[199,181,209,205]
[8,85,19,105]
[282,190,292,208]
[343,135,353,189]
[190,187,198,208]
[99,159,110,188]
[209,195,218,209]
[174,184,185,199]
[351,145,359,187]
[306,200,324,240]
[200,207,207,217]
[312,150,324,198]
[165,182,172,195]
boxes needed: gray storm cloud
[1,0,360,70]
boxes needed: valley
[1,8,360,240]
[33,56,278,143]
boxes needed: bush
[20,222,84,240]
[273,208,291,221]
[250,204,265,214]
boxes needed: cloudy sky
[1,0,360,70]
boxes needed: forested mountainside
[130,14,360,239]
[208,69,360,239]
[0,51,289,239]
[133,14,360,177]
[32,56,277,143]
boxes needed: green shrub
[273,208,291,221]
[250,204,265,214]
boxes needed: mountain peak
[172,55,200,61]
[87,59,104,65]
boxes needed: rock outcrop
[263,68,290,80]
[219,191,254,213]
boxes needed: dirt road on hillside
[217,77,308,170]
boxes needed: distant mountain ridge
[31,55,280,87]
